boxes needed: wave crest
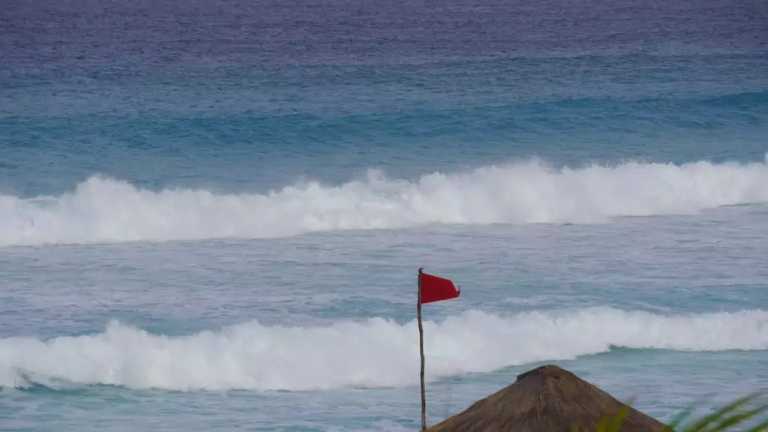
[1,308,766,391]
[2,157,768,246]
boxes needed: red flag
[419,270,460,304]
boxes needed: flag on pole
[417,268,460,431]
[419,271,460,304]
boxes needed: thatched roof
[427,365,666,432]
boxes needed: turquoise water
[2,0,768,430]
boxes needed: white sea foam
[1,158,768,246]
[1,308,766,391]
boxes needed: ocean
[1,0,767,430]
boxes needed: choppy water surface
[1,0,767,430]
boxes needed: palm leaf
[681,395,759,432]
[593,393,768,432]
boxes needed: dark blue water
[2,0,768,195]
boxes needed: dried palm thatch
[427,365,665,432]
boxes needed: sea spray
[2,157,768,246]
[1,307,766,391]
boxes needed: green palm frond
[744,418,768,432]
[595,394,768,432]
[679,394,766,432]
[595,406,629,432]
[664,405,695,432]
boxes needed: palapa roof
[427,365,666,432]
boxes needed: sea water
[1,0,767,430]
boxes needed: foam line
[1,157,768,246]
[1,308,766,391]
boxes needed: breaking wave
[1,308,766,391]
[2,157,768,246]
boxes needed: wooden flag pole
[416,268,460,431]
[418,267,427,431]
